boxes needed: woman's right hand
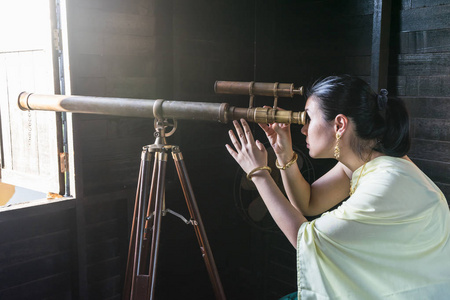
[226,119,269,175]
[259,122,294,164]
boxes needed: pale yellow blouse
[297,156,450,299]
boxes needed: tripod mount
[122,108,226,300]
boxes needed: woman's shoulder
[366,155,417,176]
[363,155,444,204]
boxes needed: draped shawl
[297,156,450,299]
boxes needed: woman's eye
[305,114,311,124]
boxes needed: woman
[226,75,450,299]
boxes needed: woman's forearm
[250,171,308,248]
[277,156,313,215]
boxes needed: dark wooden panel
[388,75,408,95]
[74,0,154,14]
[85,217,127,246]
[411,0,450,8]
[413,158,450,185]
[87,256,122,283]
[78,116,152,140]
[399,4,450,32]
[412,118,450,141]
[0,252,71,290]
[394,53,450,76]
[265,234,296,296]
[81,136,146,163]
[415,75,450,97]
[266,259,296,288]
[88,275,123,300]
[84,197,128,225]
[391,75,450,97]
[398,29,450,54]
[0,230,71,267]
[403,97,450,119]
[414,159,450,204]
[409,139,450,163]
[173,0,254,42]
[267,245,296,273]
[86,238,121,264]
[0,272,72,300]
[0,206,73,243]
[371,0,392,91]
[82,160,140,195]
[71,7,156,36]
[71,54,156,80]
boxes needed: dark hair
[306,75,410,157]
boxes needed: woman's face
[301,96,335,158]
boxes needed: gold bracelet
[246,166,272,181]
[275,152,298,170]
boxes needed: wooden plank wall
[246,1,376,298]
[388,0,450,203]
[0,201,75,299]
[158,1,256,299]
[65,0,170,298]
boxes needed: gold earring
[334,133,341,160]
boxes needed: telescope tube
[18,92,306,125]
[214,81,304,97]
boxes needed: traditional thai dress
[296,156,450,299]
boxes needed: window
[0,0,71,207]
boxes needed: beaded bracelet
[275,152,298,170]
[246,166,272,181]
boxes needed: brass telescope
[18,81,306,125]
[17,81,306,300]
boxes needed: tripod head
[152,99,178,145]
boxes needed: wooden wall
[0,200,75,300]
[65,0,170,298]
[1,1,448,299]
[388,0,450,203]
[242,1,376,298]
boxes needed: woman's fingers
[240,119,255,144]
[228,129,241,151]
[233,120,247,145]
[255,140,266,152]
[226,120,269,173]
[225,144,238,159]
[259,122,271,133]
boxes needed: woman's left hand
[225,119,268,175]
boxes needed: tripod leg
[139,149,162,274]
[172,146,226,300]
[123,147,153,300]
[147,149,168,300]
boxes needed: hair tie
[377,89,388,111]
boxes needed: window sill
[0,196,75,215]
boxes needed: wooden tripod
[122,121,226,300]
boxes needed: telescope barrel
[214,81,304,97]
[18,92,306,125]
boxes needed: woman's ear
[334,114,348,136]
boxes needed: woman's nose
[301,123,308,136]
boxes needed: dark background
[1,0,449,299]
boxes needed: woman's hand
[226,119,268,175]
[226,120,307,247]
[259,121,293,164]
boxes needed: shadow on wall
[0,182,46,207]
